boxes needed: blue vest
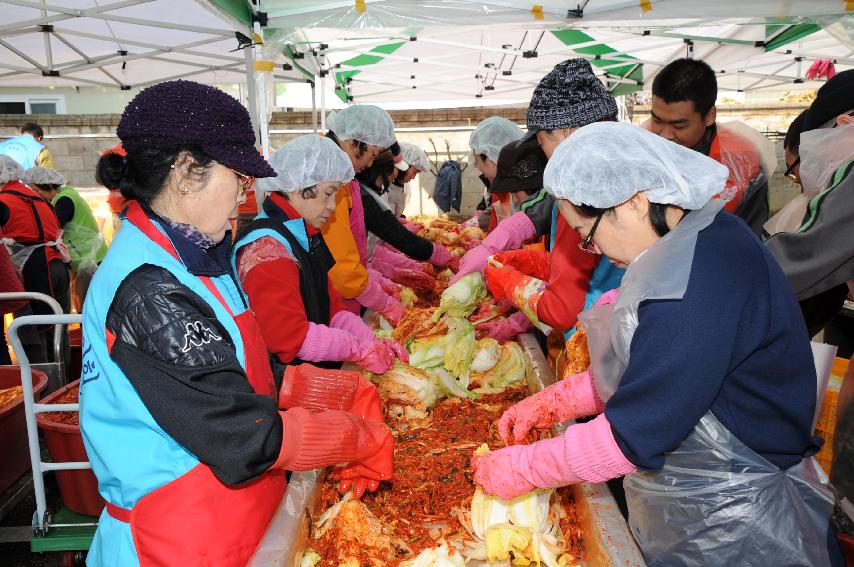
[80,218,249,566]
[549,203,625,339]
[0,134,44,169]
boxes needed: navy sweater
[605,211,820,471]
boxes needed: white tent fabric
[233,1,853,106]
[0,0,303,89]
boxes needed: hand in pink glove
[382,339,409,364]
[429,243,453,268]
[356,270,407,325]
[498,369,603,445]
[352,338,396,374]
[475,312,532,343]
[473,414,637,501]
[448,245,492,286]
[379,300,405,326]
[448,212,537,286]
[378,274,401,300]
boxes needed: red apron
[106,202,285,566]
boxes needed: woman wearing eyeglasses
[473,122,843,566]
[80,82,393,567]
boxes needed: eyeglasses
[578,211,604,254]
[224,165,254,194]
[784,157,800,181]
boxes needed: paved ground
[1,474,69,566]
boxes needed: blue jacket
[433,160,462,213]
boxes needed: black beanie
[803,70,854,131]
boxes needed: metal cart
[5,300,96,564]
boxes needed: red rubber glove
[491,249,551,280]
[333,428,394,498]
[274,408,393,474]
[483,263,530,302]
[279,364,361,411]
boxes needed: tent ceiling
[0,0,304,89]
[206,1,853,105]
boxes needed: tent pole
[320,72,326,131]
[311,79,318,133]
[254,20,271,160]
[244,41,260,147]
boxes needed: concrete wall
[2,102,807,217]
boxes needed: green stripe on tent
[764,23,821,52]
[333,41,406,102]
[551,29,642,94]
[206,0,252,25]
[281,44,315,81]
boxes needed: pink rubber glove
[402,220,424,234]
[330,310,376,343]
[498,369,603,445]
[378,273,401,300]
[298,324,393,372]
[472,414,637,500]
[352,339,396,374]
[448,211,537,285]
[356,269,406,325]
[474,311,533,343]
[382,339,410,364]
[374,244,423,273]
[429,244,453,267]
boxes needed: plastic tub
[36,379,105,517]
[0,366,48,494]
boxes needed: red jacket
[537,213,601,330]
[0,180,65,264]
[236,194,345,362]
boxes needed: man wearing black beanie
[764,69,854,338]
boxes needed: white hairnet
[0,155,24,184]
[469,116,524,163]
[326,105,396,149]
[400,142,430,172]
[257,134,354,194]
[543,122,729,210]
[24,167,64,186]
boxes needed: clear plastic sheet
[624,411,834,567]
[578,200,723,401]
[799,122,854,199]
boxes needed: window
[0,95,65,114]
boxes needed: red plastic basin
[0,366,48,495]
[36,379,105,517]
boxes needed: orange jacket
[321,181,369,299]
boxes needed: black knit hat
[523,58,618,142]
[804,70,854,131]
[490,137,548,194]
[117,80,275,178]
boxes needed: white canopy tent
[1,1,851,158]
[228,1,853,106]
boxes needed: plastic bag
[763,193,809,236]
[799,121,854,199]
[625,411,834,567]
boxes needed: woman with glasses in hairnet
[472,122,843,566]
